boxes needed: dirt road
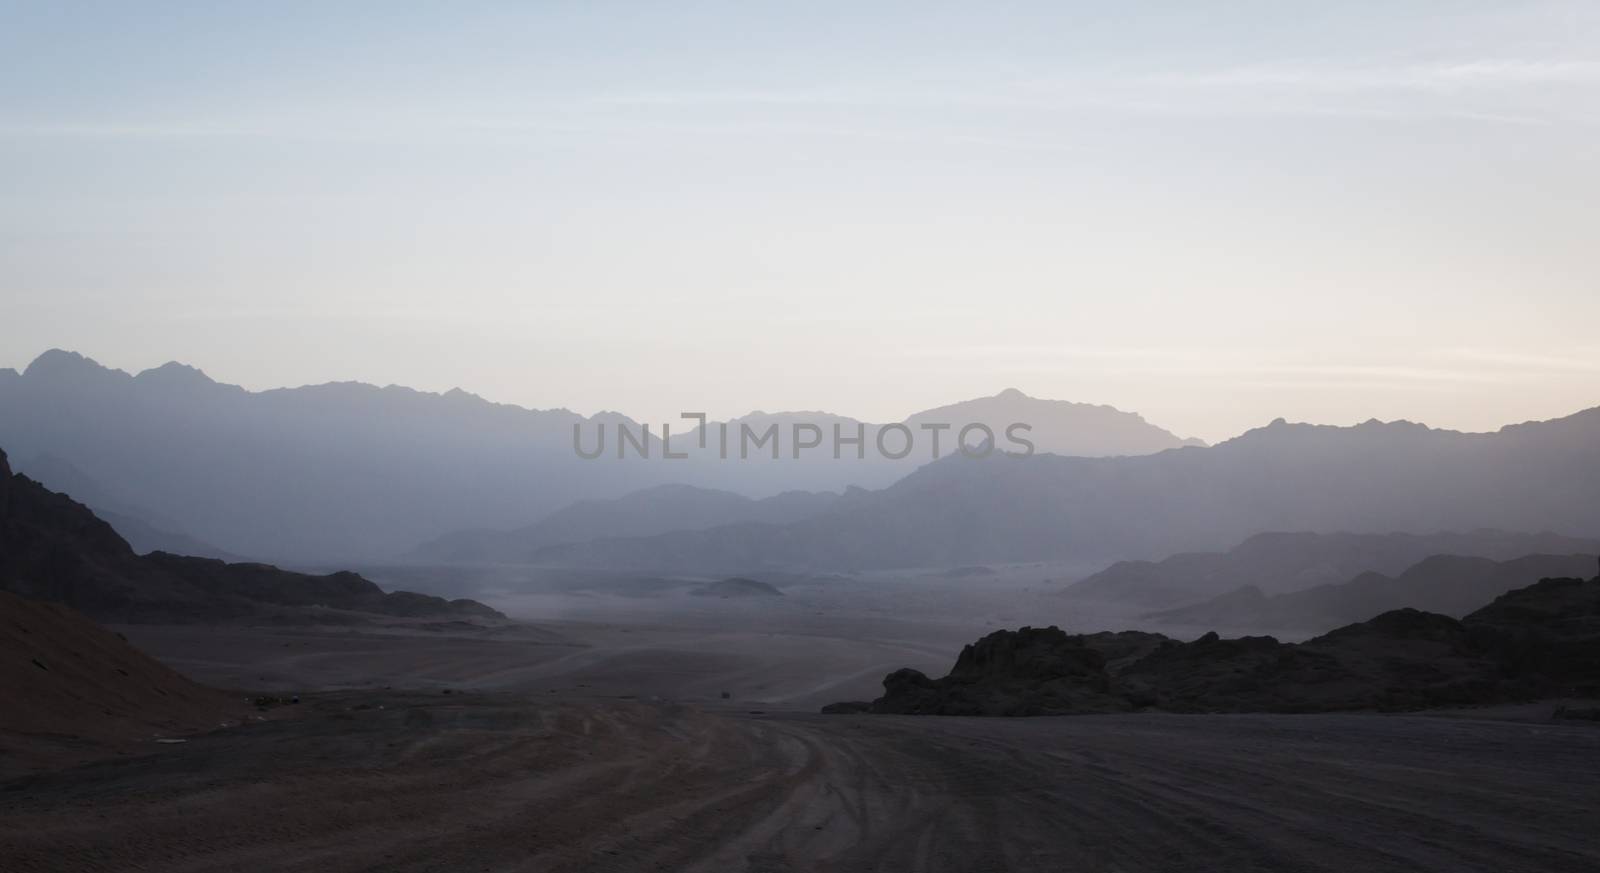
[4,692,1597,872]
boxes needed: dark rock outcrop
[146,554,506,620]
[1459,574,1600,692]
[831,570,1600,716]
[845,626,1154,716]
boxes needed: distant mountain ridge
[1068,530,1600,608]
[905,388,1207,456]
[524,409,1600,573]
[408,483,844,564]
[1146,553,1600,633]
[1,350,643,562]
[0,349,1199,562]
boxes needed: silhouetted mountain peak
[728,410,862,427]
[591,410,644,427]
[1356,417,1430,432]
[23,349,127,383]
[905,390,1201,454]
[135,361,218,387]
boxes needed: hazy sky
[3,2,1597,442]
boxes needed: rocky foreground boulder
[823,628,1167,716]
[827,570,1600,716]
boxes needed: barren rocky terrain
[6,463,1600,872]
[4,686,1599,872]
[4,588,1600,873]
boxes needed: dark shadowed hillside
[0,446,501,623]
[12,452,242,560]
[829,570,1600,716]
[0,591,247,776]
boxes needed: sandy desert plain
[4,565,1599,873]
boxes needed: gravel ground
[4,692,1598,873]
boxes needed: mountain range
[519,409,1600,573]
[0,350,1200,563]
[408,483,846,564]
[9,350,1599,578]
[1145,553,1600,633]
[1067,530,1600,608]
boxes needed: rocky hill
[0,447,502,624]
[0,591,246,775]
[826,569,1600,716]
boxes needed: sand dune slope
[0,591,245,774]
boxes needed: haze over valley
[6,3,1600,870]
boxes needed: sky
[2,1,1598,443]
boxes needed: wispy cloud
[573,58,1600,129]
[5,53,1595,146]
[902,346,1547,387]
[1431,348,1600,373]
[1143,59,1600,92]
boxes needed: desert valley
[4,352,1600,872]
[7,5,1600,869]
